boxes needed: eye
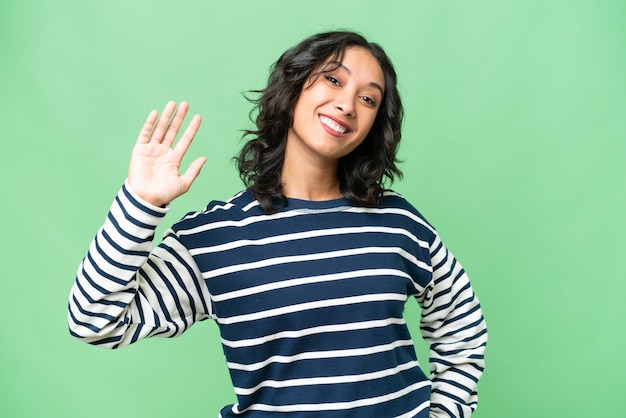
[325,75,340,86]
[360,95,377,107]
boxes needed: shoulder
[380,191,431,223]
[374,190,438,239]
[171,189,261,232]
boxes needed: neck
[281,149,343,201]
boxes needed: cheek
[361,112,379,135]
[291,95,309,126]
[292,91,317,122]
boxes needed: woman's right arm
[67,102,210,348]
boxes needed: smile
[319,115,349,134]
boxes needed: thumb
[180,156,207,191]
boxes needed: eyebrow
[330,61,385,96]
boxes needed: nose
[335,91,356,117]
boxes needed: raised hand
[128,101,207,207]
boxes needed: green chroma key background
[1,1,624,417]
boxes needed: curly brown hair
[237,31,404,213]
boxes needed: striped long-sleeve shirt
[68,181,487,418]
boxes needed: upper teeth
[320,116,347,134]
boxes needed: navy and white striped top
[68,182,487,417]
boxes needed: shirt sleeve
[67,181,213,349]
[416,232,488,418]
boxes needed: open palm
[128,101,206,207]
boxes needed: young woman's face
[286,46,385,166]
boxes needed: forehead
[321,46,385,90]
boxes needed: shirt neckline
[284,195,355,211]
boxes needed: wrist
[124,179,170,213]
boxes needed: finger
[150,101,177,143]
[172,114,202,159]
[180,156,207,191]
[162,101,189,147]
[136,110,158,145]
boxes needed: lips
[319,114,351,136]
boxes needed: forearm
[419,235,487,417]
[427,299,486,417]
[68,181,167,347]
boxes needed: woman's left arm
[417,232,488,418]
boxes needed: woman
[68,31,487,418]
